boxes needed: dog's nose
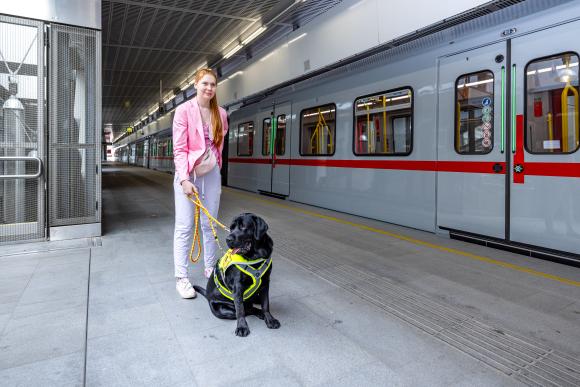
[226,235,234,244]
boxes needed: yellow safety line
[227,189,580,288]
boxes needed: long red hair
[194,68,223,148]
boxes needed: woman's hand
[181,180,198,196]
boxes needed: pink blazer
[172,98,228,182]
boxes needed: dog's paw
[235,326,250,337]
[266,318,281,329]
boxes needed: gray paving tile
[0,260,38,281]
[85,324,197,387]
[0,351,83,387]
[268,257,340,299]
[185,295,378,386]
[0,313,10,336]
[88,302,169,339]
[0,293,21,311]
[298,286,520,386]
[11,296,86,319]
[314,361,403,387]
[562,302,580,323]
[0,306,86,369]
[18,274,88,305]
[189,353,299,387]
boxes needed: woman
[172,68,228,299]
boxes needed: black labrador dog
[194,213,280,337]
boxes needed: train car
[147,129,172,173]
[227,4,580,262]
[135,138,149,168]
[113,144,129,164]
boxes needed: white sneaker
[176,278,196,299]
[204,267,214,279]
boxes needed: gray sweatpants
[173,165,222,278]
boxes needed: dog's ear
[252,215,268,240]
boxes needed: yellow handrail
[561,82,579,152]
[310,123,318,153]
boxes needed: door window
[262,118,272,156]
[237,121,254,156]
[275,114,286,155]
[455,71,494,154]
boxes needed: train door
[437,42,507,239]
[509,21,580,255]
[259,102,291,197]
[0,17,46,244]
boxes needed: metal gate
[0,17,101,245]
[48,24,101,230]
[0,16,45,244]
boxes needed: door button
[514,164,524,174]
[492,163,503,173]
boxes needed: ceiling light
[303,109,334,117]
[227,71,243,80]
[223,44,243,59]
[241,26,267,46]
[260,50,277,62]
[288,33,307,45]
[457,79,493,88]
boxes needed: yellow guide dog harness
[214,249,272,301]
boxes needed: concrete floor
[1,163,579,386]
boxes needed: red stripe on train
[525,162,580,178]
[228,157,580,178]
[229,158,505,174]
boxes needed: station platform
[1,163,580,386]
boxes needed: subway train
[114,5,580,262]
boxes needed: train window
[455,71,494,154]
[525,52,579,154]
[237,121,254,156]
[262,118,272,156]
[354,88,412,155]
[262,115,286,156]
[300,104,336,156]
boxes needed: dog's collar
[214,249,272,301]
[218,249,266,272]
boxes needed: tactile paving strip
[273,234,580,386]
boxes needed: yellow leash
[186,191,229,264]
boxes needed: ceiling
[102,0,344,140]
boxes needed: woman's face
[195,73,217,100]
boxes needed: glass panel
[0,17,44,243]
[525,53,579,153]
[300,104,336,155]
[237,121,254,156]
[262,117,271,156]
[276,114,286,155]
[49,25,100,226]
[455,71,494,154]
[354,89,412,155]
